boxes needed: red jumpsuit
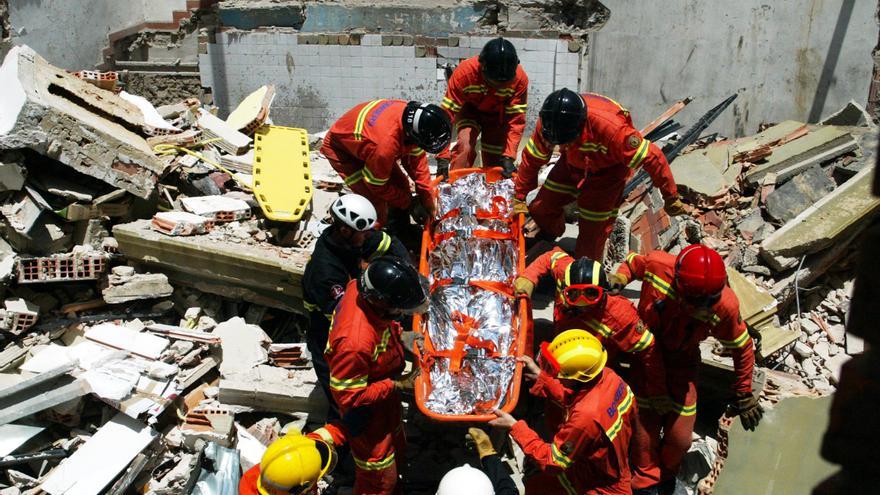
[325,280,407,495]
[520,247,666,399]
[238,423,348,495]
[510,367,636,495]
[615,251,755,489]
[514,93,678,260]
[439,56,528,169]
[322,100,434,226]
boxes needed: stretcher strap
[469,280,515,299]
[474,196,511,222]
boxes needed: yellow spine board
[253,125,313,222]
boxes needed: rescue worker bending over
[435,428,518,495]
[610,245,762,494]
[438,37,528,178]
[322,100,451,227]
[490,330,636,495]
[325,257,429,494]
[302,194,409,422]
[514,89,685,260]
[514,247,666,402]
[239,424,346,495]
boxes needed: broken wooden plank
[641,97,693,136]
[40,412,158,495]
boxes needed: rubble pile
[0,45,342,493]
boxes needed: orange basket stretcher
[412,167,532,422]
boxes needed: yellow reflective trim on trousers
[353,452,396,471]
[312,427,335,446]
[463,85,488,94]
[630,330,655,352]
[718,329,751,349]
[409,147,426,156]
[668,398,697,416]
[441,97,462,112]
[578,207,618,221]
[329,375,368,390]
[344,169,364,186]
[505,104,528,114]
[557,473,577,495]
[550,251,568,270]
[550,443,574,469]
[644,272,676,299]
[586,318,613,338]
[525,137,550,160]
[456,118,481,131]
[605,388,635,441]
[628,139,650,169]
[362,166,389,186]
[369,232,392,261]
[303,300,318,312]
[372,327,392,361]
[542,179,578,196]
[354,100,384,141]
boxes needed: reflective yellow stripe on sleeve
[626,252,638,264]
[312,427,335,446]
[549,251,568,270]
[494,87,515,97]
[550,443,574,469]
[542,179,578,197]
[369,232,392,261]
[628,138,650,169]
[525,137,550,160]
[329,375,368,391]
[605,387,635,441]
[718,329,751,349]
[578,207,619,222]
[505,104,528,114]
[644,272,676,299]
[630,329,655,352]
[354,100,384,141]
[344,169,364,186]
[362,166,389,186]
[585,318,613,338]
[353,453,396,471]
[372,327,392,361]
[441,97,462,113]
[409,147,426,156]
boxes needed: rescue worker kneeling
[325,256,429,494]
[490,330,637,495]
[239,424,345,495]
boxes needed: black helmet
[567,257,609,289]
[358,256,430,314]
[479,38,519,82]
[539,89,586,145]
[402,102,452,154]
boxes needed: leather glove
[512,198,529,215]
[500,156,517,179]
[435,158,450,179]
[408,198,430,225]
[394,368,418,393]
[663,196,688,216]
[608,273,629,293]
[513,276,535,297]
[733,392,763,431]
[467,427,497,459]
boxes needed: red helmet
[674,244,727,300]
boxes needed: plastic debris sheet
[414,169,527,421]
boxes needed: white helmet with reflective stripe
[330,194,377,231]
[436,464,494,495]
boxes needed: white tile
[362,34,382,46]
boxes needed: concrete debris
[152,211,215,236]
[0,297,39,335]
[225,85,275,135]
[195,108,252,155]
[180,195,252,222]
[744,124,858,186]
[219,364,326,414]
[765,165,837,223]
[102,267,174,304]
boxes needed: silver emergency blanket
[424,174,520,415]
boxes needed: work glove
[512,198,529,216]
[608,273,629,293]
[409,198,430,226]
[732,391,763,431]
[466,428,497,459]
[500,156,517,179]
[435,158,450,180]
[513,276,535,298]
[663,196,688,216]
[394,367,419,393]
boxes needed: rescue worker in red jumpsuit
[490,330,637,495]
[322,100,451,226]
[325,256,429,494]
[239,423,347,495]
[514,89,686,260]
[609,245,763,494]
[438,37,528,178]
[513,246,665,431]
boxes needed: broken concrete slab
[0,378,90,426]
[820,100,875,127]
[113,219,309,312]
[0,46,169,199]
[669,150,733,204]
[213,317,269,376]
[102,268,173,304]
[225,85,275,135]
[762,166,880,262]
[40,412,158,495]
[84,323,169,360]
[180,195,251,222]
[196,108,251,155]
[0,150,25,191]
[729,120,807,157]
[219,365,327,415]
[745,125,857,186]
[152,211,215,236]
[765,165,837,223]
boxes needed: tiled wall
[199,30,582,134]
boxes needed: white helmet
[330,194,377,231]
[436,464,494,495]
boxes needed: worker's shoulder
[303,233,347,277]
[514,64,529,86]
[644,251,675,272]
[603,295,640,323]
[714,286,742,319]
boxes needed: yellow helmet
[540,329,607,383]
[257,430,335,495]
